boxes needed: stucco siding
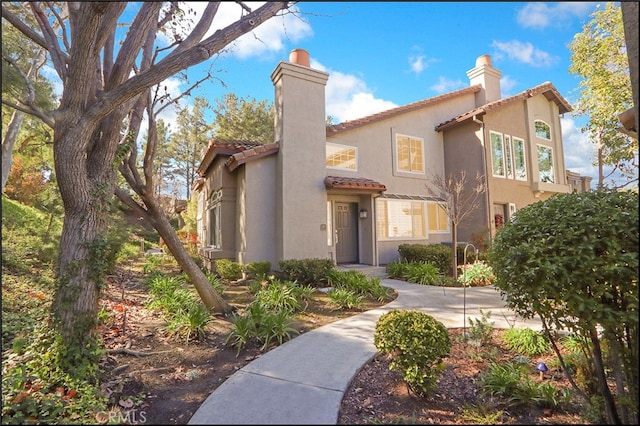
[241,157,277,266]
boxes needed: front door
[335,202,358,264]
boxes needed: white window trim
[376,198,449,241]
[534,120,552,141]
[395,133,426,175]
[490,131,506,178]
[513,137,528,181]
[326,142,358,171]
[537,144,555,183]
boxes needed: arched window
[534,120,551,140]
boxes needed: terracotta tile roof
[326,85,482,136]
[435,82,573,132]
[324,175,387,192]
[225,142,280,172]
[197,139,276,176]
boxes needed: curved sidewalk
[188,278,542,425]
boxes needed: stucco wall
[236,156,277,266]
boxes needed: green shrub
[503,328,551,356]
[374,310,451,396]
[488,189,638,423]
[480,361,568,408]
[398,243,453,276]
[466,309,494,345]
[215,259,243,280]
[143,254,164,274]
[254,280,302,314]
[328,288,363,309]
[224,302,299,355]
[386,260,446,286]
[458,261,495,286]
[278,258,335,286]
[165,304,212,343]
[245,261,271,279]
[327,269,391,301]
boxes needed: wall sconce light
[359,209,368,219]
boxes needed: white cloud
[499,75,518,96]
[516,2,598,29]
[491,40,557,67]
[408,54,437,75]
[561,116,598,180]
[429,77,466,94]
[311,60,397,123]
[184,2,312,60]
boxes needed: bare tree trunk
[451,223,458,281]
[1,110,24,191]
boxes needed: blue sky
[117,2,631,189]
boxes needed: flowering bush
[458,261,495,286]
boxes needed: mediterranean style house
[192,49,591,270]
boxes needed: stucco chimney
[467,54,502,106]
[289,48,310,67]
[271,49,329,262]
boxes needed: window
[396,134,424,173]
[376,199,448,239]
[508,203,517,221]
[537,145,554,183]
[513,137,527,181]
[491,131,528,181]
[427,203,449,233]
[504,135,513,179]
[490,131,505,177]
[326,143,357,170]
[534,120,551,140]
[207,204,221,249]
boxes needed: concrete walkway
[188,269,541,425]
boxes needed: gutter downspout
[473,115,492,240]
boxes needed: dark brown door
[335,202,358,264]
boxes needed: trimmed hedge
[398,244,453,276]
[278,258,335,286]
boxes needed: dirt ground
[98,266,592,425]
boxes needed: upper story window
[396,134,424,174]
[490,131,505,177]
[491,131,528,181]
[537,145,555,183]
[326,143,357,170]
[534,120,551,140]
[513,137,527,181]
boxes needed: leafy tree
[148,118,173,197]
[489,190,638,425]
[167,97,213,199]
[1,3,56,191]
[425,171,486,281]
[1,1,296,375]
[568,2,637,188]
[212,93,275,142]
